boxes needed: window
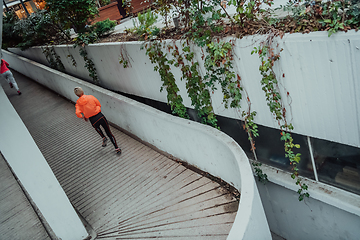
[253,125,314,180]
[311,138,360,194]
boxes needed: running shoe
[115,148,122,154]
[102,137,108,147]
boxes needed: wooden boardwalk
[0,154,51,240]
[1,71,238,239]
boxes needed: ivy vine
[145,41,189,119]
[78,46,99,84]
[251,35,309,201]
[66,53,77,67]
[204,40,242,109]
[42,46,65,72]
[119,46,132,68]
[73,32,99,84]
[136,0,312,201]
[171,42,218,128]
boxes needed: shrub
[2,12,22,49]
[92,18,116,38]
[10,10,70,50]
[134,9,160,40]
[46,0,99,33]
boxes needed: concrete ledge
[257,162,360,217]
[255,164,360,240]
[2,50,271,239]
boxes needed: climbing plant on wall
[134,0,312,201]
[42,45,65,72]
[251,30,309,200]
[7,0,357,202]
[73,31,99,84]
[170,42,218,128]
[145,41,189,119]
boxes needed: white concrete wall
[3,50,272,240]
[9,30,360,149]
[256,163,360,240]
[257,180,360,240]
[0,75,88,239]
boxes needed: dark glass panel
[311,137,360,195]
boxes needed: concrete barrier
[2,49,271,239]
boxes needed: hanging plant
[42,45,65,72]
[73,31,99,84]
[204,40,242,109]
[171,42,218,128]
[145,41,189,119]
[251,33,309,201]
[119,45,133,68]
[66,53,77,67]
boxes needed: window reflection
[255,126,315,179]
[312,138,360,194]
[4,0,46,19]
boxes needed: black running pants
[89,112,118,149]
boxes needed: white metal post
[307,136,319,182]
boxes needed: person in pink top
[1,59,21,95]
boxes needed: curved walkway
[1,70,238,239]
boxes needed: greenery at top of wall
[128,9,161,40]
[2,0,116,50]
[2,10,71,50]
[4,0,359,49]
[283,0,360,36]
[2,12,23,49]
[45,0,99,33]
[92,18,117,38]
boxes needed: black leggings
[89,112,118,149]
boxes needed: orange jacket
[75,95,101,118]
[1,59,10,74]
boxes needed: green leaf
[298,195,304,201]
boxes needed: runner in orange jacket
[1,59,21,95]
[74,87,121,154]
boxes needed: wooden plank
[0,154,50,239]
